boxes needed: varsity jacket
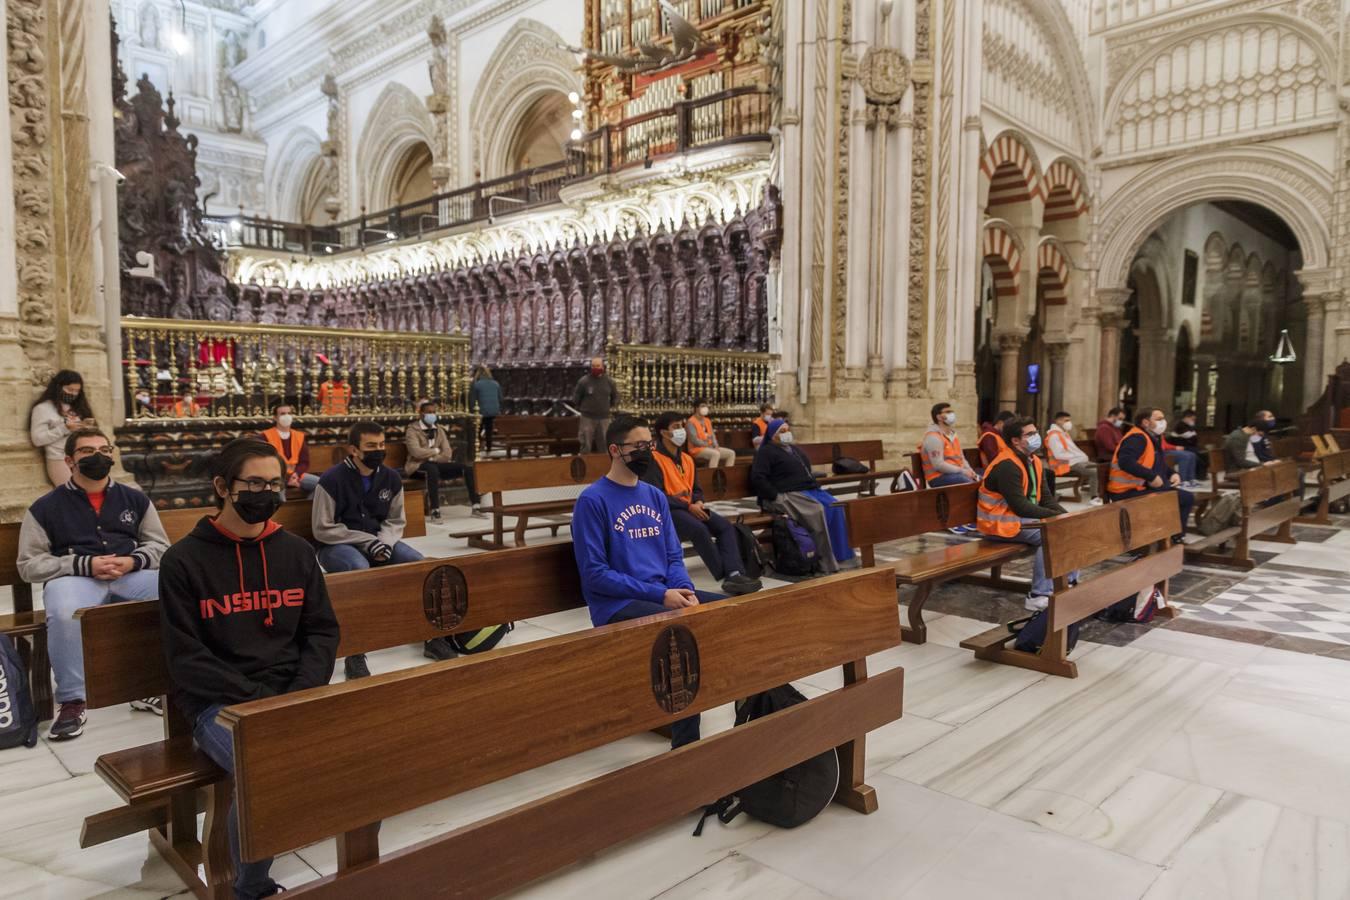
[311,457,407,551]
[17,480,169,582]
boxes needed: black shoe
[430,508,443,522]
[49,700,86,741]
[344,654,371,680]
[721,574,763,595]
[423,637,458,661]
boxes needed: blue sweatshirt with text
[571,476,695,626]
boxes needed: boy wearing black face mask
[158,437,338,900]
[17,429,169,740]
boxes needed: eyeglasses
[72,446,114,458]
[232,478,285,493]
[620,440,655,452]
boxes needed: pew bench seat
[885,539,1034,643]
[94,738,221,806]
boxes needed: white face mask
[670,428,687,446]
[423,413,438,426]
[1152,419,1168,436]
[778,431,794,444]
[943,412,957,426]
[1060,421,1072,433]
[698,406,709,417]
[276,414,294,430]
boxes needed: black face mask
[233,490,283,525]
[76,453,113,480]
[362,450,387,470]
[1258,419,1276,432]
[62,391,80,403]
[624,448,653,477]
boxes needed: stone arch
[266,126,325,220]
[469,19,582,180]
[355,82,436,211]
[982,220,1024,314]
[1036,238,1070,307]
[1096,147,1330,291]
[980,130,1043,224]
[1203,231,1228,271]
[1042,157,1089,225]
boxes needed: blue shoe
[948,525,973,535]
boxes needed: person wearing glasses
[17,429,169,740]
[571,415,722,749]
[158,437,339,900]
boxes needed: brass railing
[121,317,472,421]
[608,341,777,419]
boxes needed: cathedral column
[1302,292,1326,408]
[1095,289,1130,418]
[995,330,1026,412]
[1194,354,1215,426]
[1045,340,1069,418]
[1135,326,1173,409]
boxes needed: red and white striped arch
[1043,158,1088,222]
[1036,240,1070,306]
[980,132,1042,210]
[983,222,1022,304]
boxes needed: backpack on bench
[731,523,767,579]
[1099,586,1167,624]
[1010,611,1081,654]
[1197,492,1242,536]
[0,634,38,750]
[694,684,839,835]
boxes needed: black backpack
[1010,611,1080,654]
[831,456,868,475]
[449,623,514,654]
[731,523,767,579]
[770,516,821,576]
[694,685,839,835]
[1100,586,1165,624]
[0,634,38,750]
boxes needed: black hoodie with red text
[158,516,340,724]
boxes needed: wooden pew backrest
[1040,490,1179,579]
[1238,459,1301,508]
[695,464,754,502]
[224,568,902,862]
[0,523,22,589]
[845,483,979,553]
[474,454,610,495]
[77,542,579,709]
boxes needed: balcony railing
[608,339,777,420]
[206,87,771,256]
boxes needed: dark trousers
[608,590,724,749]
[416,460,480,507]
[672,508,745,580]
[1109,485,1195,536]
[481,416,495,451]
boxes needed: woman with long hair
[30,370,97,486]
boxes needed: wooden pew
[453,454,609,549]
[844,483,1034,644]
[1185,460,1303,570]
[1296,448,1350,525]
[221,569,904,896]
[75,544,586,896]
[959,491,1184,677]
[0,523,50,720]
[796,440,908,498]
[154,495,427,545]
[906,448,982,489]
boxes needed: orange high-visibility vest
[977,447,1044,538]
[172,399,198,418]
[689,415,715,444]
[1044,430,1074,477]
[752,416,769,437]
[653,449,696,504]
[318,381,351,416]
[919,430,966,484]
[262,427,306,476]
[1108,427,1155,495]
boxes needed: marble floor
[3,496,1350,899]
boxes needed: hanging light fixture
[167,0,191,55]
[1269,328,1297,364]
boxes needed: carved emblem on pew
[934,492,950,528]
[570,456,587,482]
[1118,507,1132,548]
[422,565,469,630]
[651,625,700,713]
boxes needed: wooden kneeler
[960,492,1184,678]
[222,570,904,898]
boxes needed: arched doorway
[390,142,434,207]
[505,91,572,173]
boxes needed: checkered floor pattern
[1174,570,1350,645]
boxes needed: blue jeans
[984,528,1078,598]
[43,570,160,703]
[1165,451,1198,484]
[929,471,976,488]
[194,705,278,900]
[298,473,320,495]
[607,591,724,749]
[317,540,424,572]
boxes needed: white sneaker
[1024,593,1049,612]
[1089,497,1103,506]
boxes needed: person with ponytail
[30,370,97,486]
[157,437,339,900]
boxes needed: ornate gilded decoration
[906,0,934,391]
[860,47,910,108]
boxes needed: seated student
[1166,409,1209,479]
[1251,409,1278,462]
[17,429,169,740]
[920,402,980,487]
[403,400,484,520]
[1044,411,1101,503]
[687,400,736,467]
[313,421,448,675]
[750,418,854,574]
[751,402,775,448]
[260,403,319,496]
[1093,407,1126,461]
[977,417,1077,611]
[158,437,339,900]
[571,416,722,749]
[1107,407,1195,537]
[978,410,1014,467]
[1224,418,1270,472]
[644,411,762,595]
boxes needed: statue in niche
[588,288,605,353]
[607,284,624,342]
[205,285,233,322]
[568,290,585,358]
[138,3,160,49]
[219,75,245,133]
[550,289,565,357]
[221,30,246,68]
[648,281,668,346]
[627,284,646,344]
[672,279,691,346]
[693,276,714,347]
[516,295,533,358]
[537,290,552,358]
[718,272,740,348]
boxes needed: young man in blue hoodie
[571,415,720,748]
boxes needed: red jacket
[1093,419,1123,462]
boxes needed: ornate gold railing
[608,341,777,419]
[121,317,472,421]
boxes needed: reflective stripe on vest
[1045,431,1072,476]
[1108,427,1155,494]
[977,448,1043,538]
[263,428,305,474]
[653,449,696,504]
[919,431,966,483]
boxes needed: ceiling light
[168,30,191,55]
[385,231,397,240]
[572,109,584,120]
[568,91,580,104]
[570,128,582,141]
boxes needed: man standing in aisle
[572,356,619,454]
